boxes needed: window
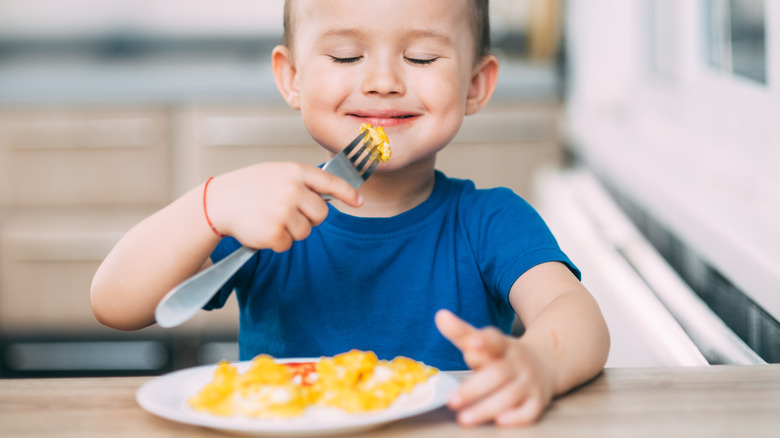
[564,0,780,334]
[703,0,767,84]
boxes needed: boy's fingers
[284,209,314,241]
[435,309,479,352]
[297,189,332,226]
[457,379,540,428]
[436,309,509,365]
[495,398,545,427]
[303,166,363,207]
[470,326,511,357]
[449,360,515,410]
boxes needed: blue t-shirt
[205,170,578,370]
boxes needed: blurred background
[0,0,777,377]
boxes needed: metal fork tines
[155,129,383,328]
[322,130,379,189]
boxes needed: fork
[155,130,380,328]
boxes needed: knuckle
[292,223,312,241]
[278,181,303,200]
[271,238,292,253]
[267,227,291,251]
[310,206,329,225]
[282,161,304,174]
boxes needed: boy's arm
[91,162,363,331]
[436,261,609,427]
[90,181,220,330]
[510,261,610,396]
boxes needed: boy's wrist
[203,176,226,238]
[514,333,562,395]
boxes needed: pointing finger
[436,309,510,369]
[435,309,479,352]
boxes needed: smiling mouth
[348,113,419,127]
[350,113,416,119]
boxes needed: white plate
[136,358,459,436]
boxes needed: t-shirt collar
[322,170,451,236]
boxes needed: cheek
[297,69,352,151]
[418,73,469,133]
[413,73,470,154]
[297,64,348,106]
[299,82,333,111]
[301,112,341,155]
[419,69,469,110]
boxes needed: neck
[331,157,437,217]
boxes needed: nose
[361,56,406,96]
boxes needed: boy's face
[273,0,497,171]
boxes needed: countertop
[2,365,780,437]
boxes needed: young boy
[91,0,609,427]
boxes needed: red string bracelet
[203,177,225,238]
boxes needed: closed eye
[405,57,438,66]
[331,56,362,64]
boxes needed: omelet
[360,123,392,163]
[188,350,437,419]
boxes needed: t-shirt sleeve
[465,187,580,305]
[202,236,246,310]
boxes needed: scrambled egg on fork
[188,350,437,419]
[360,123,392,163]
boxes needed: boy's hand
[435,309,555,428]
[207,162,363,252]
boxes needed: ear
[465,55,499,115]
[272,45,301,109]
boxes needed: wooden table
[2,365,780,437]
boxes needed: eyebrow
[406,28,452,44]
[320,28,366,40]
[319,27,452,45]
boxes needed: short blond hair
[281,0,491,62]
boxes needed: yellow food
[360,123,392,163]
[188,356,313,419]
[188,350,437,419]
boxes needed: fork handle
[155,191,331,328]
[155,245,256,328]
[154,144,367,328]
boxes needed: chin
[376,156,435,174]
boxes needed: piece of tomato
[285,362,317,386]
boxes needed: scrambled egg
[188,350,437,419]
[360,123,392,163]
